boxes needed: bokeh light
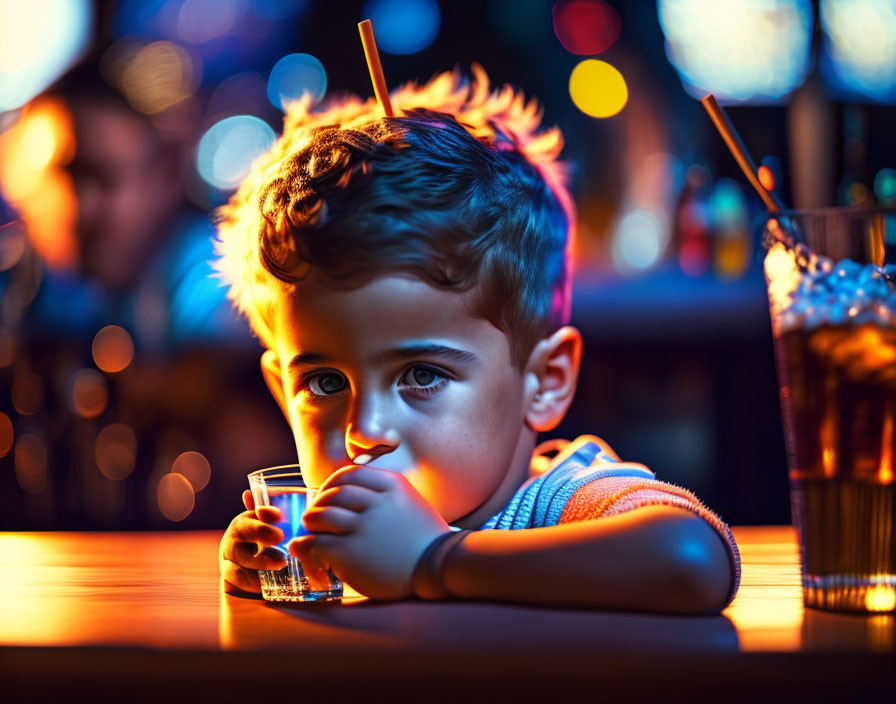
[610,209,669,276]
[821,0,896,102]
[0,412,13,459]
[874,167,896,206]
[0,97,78,270]
[95,424,138,481]
[157,472,195,521]
[0,328,14,368]
[0,0,92,111]
[14,433,48,494]
[362,0,441,55]
[758,165,775,193]
[172,451,211,492]
[569,59,628,118]
[266,53,327,111]
[11,371,43,416]
[659,0,813,103]
[553,0,621,56]
[196,115,276,190]
[69,369,109,419]
[92,325,135,374]
[106,40,201,115]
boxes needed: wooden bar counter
[1,527,893,701]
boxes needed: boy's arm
[440,504,733,613]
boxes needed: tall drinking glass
[762,208,896,612]
[248,465,343,603]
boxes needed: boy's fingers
[311,484,378,512]
[301,505,359,535]
[317,465,397,494]
[230,542,287,570]
[254,505,282,524]
[221,560,262,594]
[230,514,284,546]
[242,490,254,511]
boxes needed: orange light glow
[69,369,109,419]
[0,97,77,270]
[0,412,13,458]
[757,164,775,192]
[881,402,894,484]
[865,584,896,612]
[14,433,48,493]
[157,472,195,521]
[91,325,134,373]
[172,451,211,492]
[95,423,137,481]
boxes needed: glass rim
[248,464,303,484]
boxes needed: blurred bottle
[674,163,712,277]
[710,177,751,281]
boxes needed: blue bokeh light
[196,115,276,190]
[362,0,440,55]
[266,53,327,111]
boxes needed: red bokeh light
[553,0,621,56]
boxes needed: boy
[215,67,740,612]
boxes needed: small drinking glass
[248,465,343,603]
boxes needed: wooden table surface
[1,527,893,700]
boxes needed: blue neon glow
[196,115,276,190]
[266,53,327,111]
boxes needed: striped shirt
[481,434,741,608]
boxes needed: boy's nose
[345,396,399,460]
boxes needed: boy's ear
[523,325,583,433]
[260,349,290,422]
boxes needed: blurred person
[0,59,292,530]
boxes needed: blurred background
[1,0,895,531]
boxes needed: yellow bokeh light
[172,451,211,493]
[117,41,198,115]
[157,472,195,522]
[92,325,134,373]
[569,59,628,118]
[865,584,896,612]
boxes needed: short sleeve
[558,476,741,608]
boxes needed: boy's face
[265,272,538,523]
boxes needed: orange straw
[358,19,394,117]
[700,94,781,213]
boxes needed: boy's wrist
[411,529,473,600]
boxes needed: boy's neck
[450,429,536,530]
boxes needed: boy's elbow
[666,516,733,614]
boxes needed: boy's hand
[288,466,450,601]
[218,490,288,596]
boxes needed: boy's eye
[307,372,347,396]
[400,365,446,392]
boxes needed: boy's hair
[214,65,574,369]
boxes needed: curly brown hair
[213,66,574,369]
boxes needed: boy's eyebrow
[287,344,479,371]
